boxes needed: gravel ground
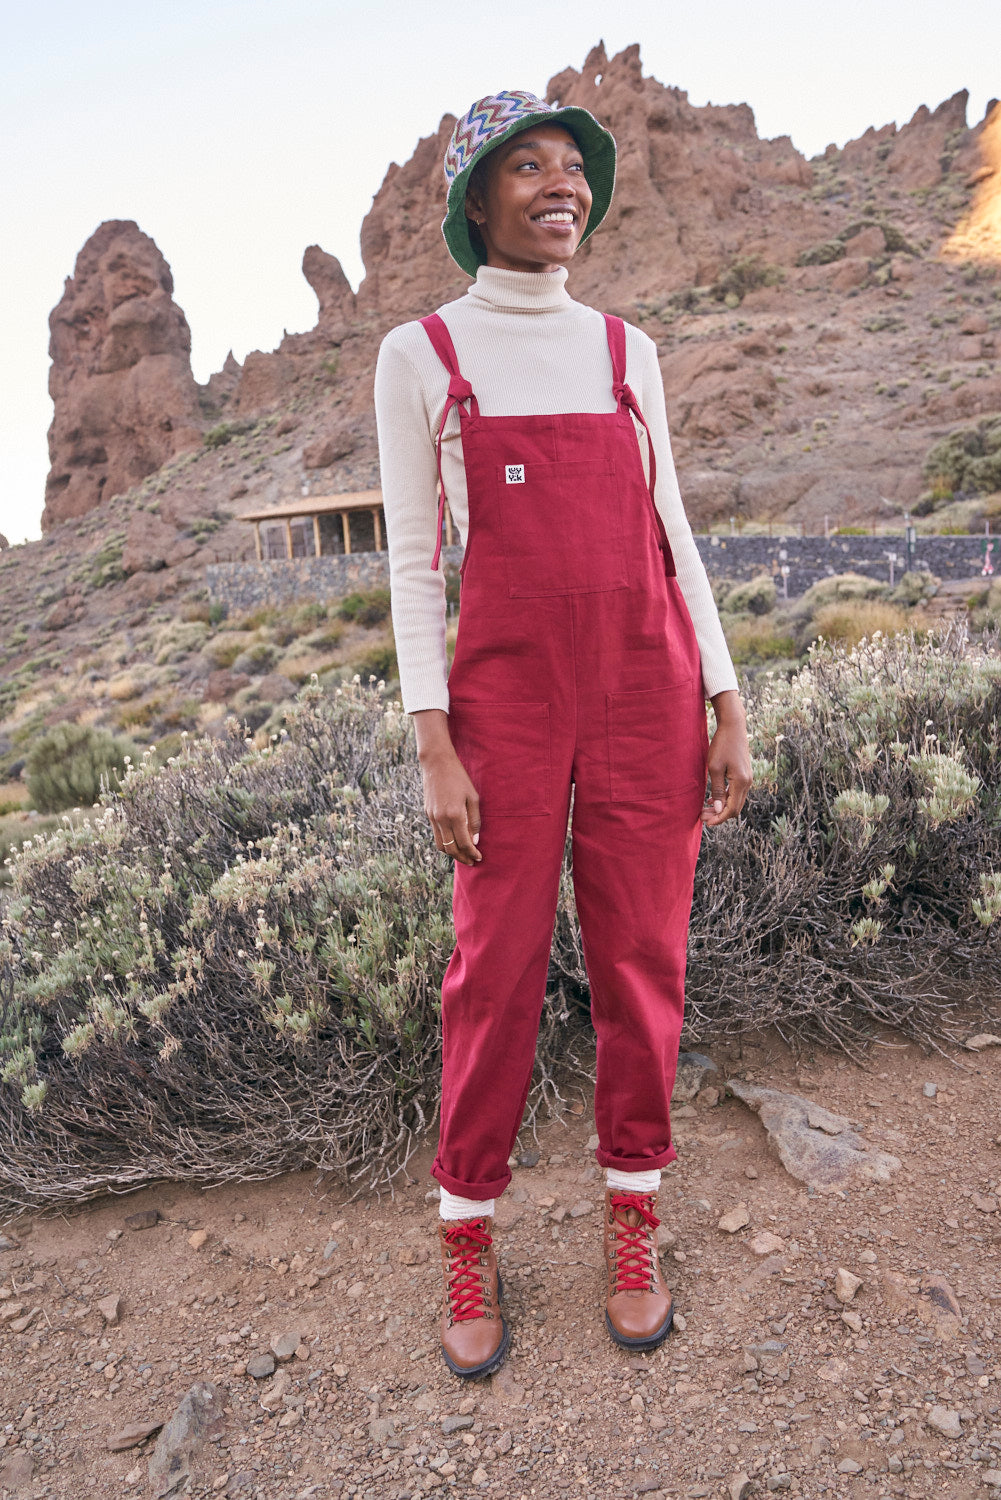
[1,1030,999,1500]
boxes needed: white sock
[606,1167,661,1195]
[438,1187,496,1221]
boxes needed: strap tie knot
[448,375,474,404]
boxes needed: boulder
[727,1080,901,1191]
[147,1381,226,1497]
[43,221,203,530]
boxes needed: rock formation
[43,220,203,530]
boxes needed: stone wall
[206,535,994,613]
[205,550,462,613]
[694,533,993,595]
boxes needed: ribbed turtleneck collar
[466,264,573,313]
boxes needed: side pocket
[449,701,552,817]
[607,682,705,803]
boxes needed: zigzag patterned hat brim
[440,90,616,276]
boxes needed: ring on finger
[443,838,456,846]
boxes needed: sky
[2,0,997,546]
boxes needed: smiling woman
[373,87,752,1382]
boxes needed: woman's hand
[702,689,752,827]
[412,709,482,865]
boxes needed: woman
[375,89,751,1379]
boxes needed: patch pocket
[607,682,705,804]
[449,701,552,817]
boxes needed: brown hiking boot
[603,1189,674,1351]
[437,1216,510,1379]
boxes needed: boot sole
[441,1273,511,1381]
[605,1303,674,1352]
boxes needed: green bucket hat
[442,89,616,276]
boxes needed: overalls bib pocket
[494,461,627,598]
[449,700,552,817]
[606,682,706,804]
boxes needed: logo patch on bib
[505,464,525,484]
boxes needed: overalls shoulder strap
[421,314,480,570]
[602,314,672,564]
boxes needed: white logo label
[505,464,525,484]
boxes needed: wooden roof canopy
[239,489,454,560]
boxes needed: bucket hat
[442,89,616,276]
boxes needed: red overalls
[421,311,708,1200]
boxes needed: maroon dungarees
[421,311,708,1200]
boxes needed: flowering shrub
[1,628,999,1214]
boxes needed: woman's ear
[464,188,485,227]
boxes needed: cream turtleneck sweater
[374,265,738,713]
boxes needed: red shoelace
[608,1192,661,1293]
[443,1218,492,1322]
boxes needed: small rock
[278,1408,302,1428]
[926,1405,962,1438]
[982,1470,1001,1488]
[837,1458,862,1474]
[728,1080,900,1191]
[458,1397,476,1415]
[743,1165,758,1180]
[586,1134,600,1151]
[107,1229,123,1241]
[442,1414,475,1435]
[965,1034,1001,1051]
[516,1148,541,1168]
[673,1313,688,1331]
[696,1086,721,1108]
[656,1225,678,1250]
[97,1293,123,1326]
[125,1209,161,1232]
[107,1421,165,1452]
[673,1051,718,1102]
[841,1311,863,1333]
[369,1416,395,1445]
[346,1281,365,1299]
[211,1476,229,1493]
[246,1354,276,1380]
[471,1467,489,1486]
[269,1331,301,1363]
[718,1204,750,1234]
[749,1231,784,1257]
[188,1230,209,1251]
[0,1451,34,1490]
[148,1382,226,1497]
[322,1240,339,1260]
[766,1478,791,1493]
[973,1193,999,1214]
[0,1302,26,1323]
[259,1371,291,1413]
[569,1200,594,1218]
[124,1464,144,1487]
[922,1082,938,1098]
[9,1307,40,1333]
[729,1475,752,1500]
[0,1235,17,1251]
[834,1268,862,1303]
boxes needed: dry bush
[1,631,999,1215]
[723,614,797,666]
[810,600,914,648]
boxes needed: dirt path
[1,1031,999,1500]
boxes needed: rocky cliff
[41,45,1001,552]
[43,220,204,530]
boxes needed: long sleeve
[375,329,450,714]
[628,329,739,699]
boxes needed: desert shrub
[233,641,279,674]
[204,632,255,669]
[923,416,1001,497]
[809,600,914,649]
[25,724,139,813]
[723,576,777,616]
[87,539,125,590]
[723,614,797,666]
[1,636,999,1213]
[153,621,209,666]
[1,813,61,888]
[338,589,392,627]
[350,640,398,682]
[710,256,783,306]
[890,571,938,606]
[797,239,845,267]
